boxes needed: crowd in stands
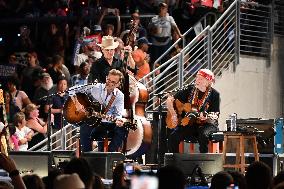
[0,151,284,189]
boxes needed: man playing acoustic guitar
[166,69,220,153]
[69,69,126,152]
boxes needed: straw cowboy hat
[97,35,119,49]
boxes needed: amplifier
[229,118,283,154]
[82,152,125,179]
[164,153,223,177]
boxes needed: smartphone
[124,162,134,177]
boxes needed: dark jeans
[80,122,128,152]
[168,123,218,153]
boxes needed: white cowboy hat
[97,35,119,49]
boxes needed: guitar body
[63,93,102,125]
[166,99,199,129]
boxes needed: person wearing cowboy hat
[90,35,136,83]
[166,69,220,153]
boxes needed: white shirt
[15,126,32,151]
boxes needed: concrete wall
[214,38,283,130]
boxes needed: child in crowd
[14,112,33,151]
[9,125,19,151]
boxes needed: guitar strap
[103,94,116,114]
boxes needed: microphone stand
[156,93,164,168]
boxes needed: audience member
[42,168,63,189]
[6,76,31,123]
[33,72,56,121]
[54,173,85,189]
[245,161,272,189]
[21,51,43,98]
[228,170,247,189]
[112,163,129,189]
[64,157,94,189]
[22,174,45,189]
[132,37,151,79]
[25,103,48,149]
[71,62,93,86]
[14,112,33,151]
[157,165,186,189]
[210,171,234,189]
[0,153,26,189]
[98,8,121,37]
[148,2,182,67]
[47,55,66,84]
[9,125,19,151]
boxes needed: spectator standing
[33,73,56,121]
[6,76,31,123]
[71,62,93,86]
[98,8,121,37]
[148,3,182,67]
[47,55,69,84]
[21,51,43,99]
[132,37,151,80]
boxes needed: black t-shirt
[90,56,124,83]
[174,84,220,113]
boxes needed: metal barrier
[28,124,78,151]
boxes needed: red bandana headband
[197,69,215,82]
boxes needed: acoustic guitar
[63,93,137,130]
[166,99,218,129]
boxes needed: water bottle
[230,113,237,131]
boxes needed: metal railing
[28,124,78,151]
[140,0,273,112]
[274,0,284,36]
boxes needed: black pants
[168,123,218,153]
[80,122,128,152]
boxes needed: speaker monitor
[82,152,125,179]
[164,153,223,177]
[52,150,76,169]
[9,151,51,178]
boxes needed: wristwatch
[9,169,20,177]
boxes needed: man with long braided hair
[166,69,220,153]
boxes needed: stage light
[0,37,2,42]
[17,33,20,37]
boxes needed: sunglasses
[106,78,119,85]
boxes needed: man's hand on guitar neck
[166,94,178,126]
[198,112,207,121]
[71,96,86,114]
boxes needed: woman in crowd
[25,103,48,149]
